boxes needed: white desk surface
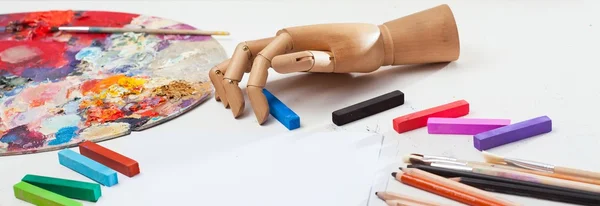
[1,1,600,205]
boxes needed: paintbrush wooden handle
[478,163,600,185]
[91,27,229,35]
[555,167,600,180]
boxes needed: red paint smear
[0,13,29,40]
[137,110,159,117]
[86,104,125,125]
[0,13,28,25]
[72,11,138,27]
[69,11,139,46]
[0,41,68,75]
[18,10,75,39]
[127,97,166,112]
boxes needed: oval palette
[0,10,227,155]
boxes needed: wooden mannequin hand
[209,4,460,125]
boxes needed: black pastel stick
[406,164,600,203]
[332,90,404,126]
[453,177,600,205]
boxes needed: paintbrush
[405,153,600,186]
[482,151,600,181]
[404,153,526,169]
[50,26,229,36]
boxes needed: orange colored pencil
[393,171,501,206]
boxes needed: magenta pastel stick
[427,118,511,135]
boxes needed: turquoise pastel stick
[58,149,118,187]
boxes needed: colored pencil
[50,26,229,36]
[450,177,600,205]
[400,168,517,205]
[392,171,500,206]
[375,191,442,206]
[407,164,600,199]
[385,199,414,206]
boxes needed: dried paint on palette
[0,10,227,155]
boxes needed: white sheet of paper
[70,127,382,206]
[145,129,383,206]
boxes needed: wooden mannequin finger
[271,50,335,73]
[222,37,274,118]
[247,33,293,124]
[208,59,230,107]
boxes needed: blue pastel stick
[58,149,118,187]
[263,88,300,130]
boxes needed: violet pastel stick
[474,116,552,150]
[427,118,511,135]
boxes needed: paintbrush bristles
[403,154,422,163]
[481,151,506,164]
[408,157,428,165]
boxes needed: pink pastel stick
[427,118,511,135]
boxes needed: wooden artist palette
[0,10,227,155]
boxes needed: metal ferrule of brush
[56,27,89,32]
[423,158,468,166]
[420,155,459,162]
[505,158,554,172]
[430,162,473,172]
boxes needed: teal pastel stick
[58,149,118,187]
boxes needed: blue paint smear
[0,133,19,143]
[156,40,170,51]
[2,85,25,97]
[48,126,78,146]
[110,64,134,75]
[20,67,74,82]
[62,99,82,115]
[75,46,102,61]
[115,117,149,129]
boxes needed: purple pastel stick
[473,116,552,151]
[427,118,511,135]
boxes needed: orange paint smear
[80,75,146,95]
[23,10,75,26]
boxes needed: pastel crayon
[21,174,101,202]
[332,90,404,126]
[427,118,511,135]
[263,88,300,130]
[392,100,470,134]
[14,181,82,206]
[79,141,140,177]
[474,116,552,150]
[58,149,118,186]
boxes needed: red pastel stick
[393,100,469,134]
[78,141,140,177]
